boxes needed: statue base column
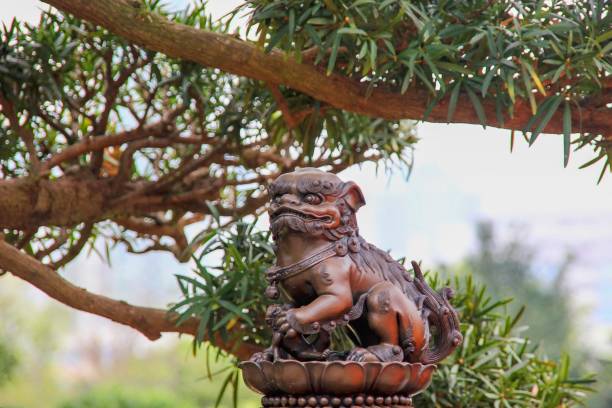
[260,393,413,407]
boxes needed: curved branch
[0,238,261,360]
[42,0,610,136]
[41,123,162,172]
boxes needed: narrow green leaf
[422,97,439,121]
[218,299,253,325]
[521,58,546,96]
[326,33,341,75]
[507,75,515,104]
[437,61,473,75]
[466,87,487,128]
[288,9,295,43]
[232,369,239,408]
[597,161,607,184]
[481,68,495,97]
[265,25,288,52]
[215,371,234,408]
[579,153,605,169]
[530,95,562,145]
[337,27,367,36]
[563,101,571,167]
[369,39,377,71]
[447,81,461,122]
[520,64,537,114]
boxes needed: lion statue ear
[340,182,365,212]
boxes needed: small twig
[267,84,300,129]
[49,223,94,270]
[0,94,41,175]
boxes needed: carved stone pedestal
[241,361,431,408]
[260,393,413,407]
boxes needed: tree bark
[0,238,262,360]
[42,0,610,137]
[0,177,113,229]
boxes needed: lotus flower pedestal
[240,360,436,408]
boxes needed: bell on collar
[265,283,280,300]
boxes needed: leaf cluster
[244,0,611,177]
[417,274,594,407]
[0,338,18,387]
[170,220,275,354]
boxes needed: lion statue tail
[410,261,463,365]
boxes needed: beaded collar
[264,239,351,300]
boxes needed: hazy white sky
[2,1,611,353]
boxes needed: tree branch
[0,238,261,360]
[41,123,162,172]
[42,0,610,137]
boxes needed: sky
[2,0,611,360]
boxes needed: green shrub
[416,275,594,407]
[58,386,197,408]
[174,222,595,407]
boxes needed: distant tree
[449,221,573,357]
[0,339,18,387]
[586,357,612,408]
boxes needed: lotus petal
[372,362,408,395]
[362,362,383,392]
[304,361,326,393]
[239,362,275,395]
[273,360,311,395]
[320,362,365,394]
[410,364,435,395]
[260,361,278,393]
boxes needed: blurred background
[1,1,611,407]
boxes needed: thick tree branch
[0,177,114,229]
[0,238,261,360]
[42,0,610,136]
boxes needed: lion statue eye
[303,193,322,205]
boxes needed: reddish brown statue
[241,168,462,408]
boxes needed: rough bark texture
[0,238,262,360]
[0,177,113,229]
[42,0,610,136]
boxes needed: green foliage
[170,221,275,352]
[244,0,612,177]
[416,274,594,407]
[0,338,18,387]
[587,358,612,408]
[58,386,197,408]
[451,222,573,357]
